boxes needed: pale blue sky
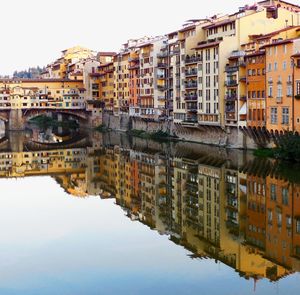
[0,176,299,294]
[0,0,249,75]
[0,0,299,75]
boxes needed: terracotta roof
[98,51,117,56]
[193,41,220,50]
[0,78,83,83]
[203,19,234,29]
[178,25,196,33]
[252,26,300,40]
[245,51,265,58]
[260,38,294,48]
[258,0,300,9]
[136,42,154,48]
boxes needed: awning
[239,103,247,115]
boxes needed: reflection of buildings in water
[1,134,300,283]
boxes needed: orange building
[265,176,294,271]
[245,51,266,128]
[265,38,300,133]
[99,62,114,112]
[128,52,140,117]
[292,53,300,130]
[245,175,266,251]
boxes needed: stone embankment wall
[102,113,262,150]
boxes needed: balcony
[157,74,166,79]
[225,105,236,113]
[225,80,238,87]
[240,95,247,101]
[128,64,139,70]
[157,85,168,91]
[157,52,168,58]
[170,48,180,55]
[295,94,300,100]
[185,55,202,65]
[239,76,246,82]
[226,94,237,101]
[230,50,245,58]
[128,57,139,62]
[238,61,246,67]
[142,52,150,58]
[186,105,198,112]
[185,94,198,101]
[157,96,166,100]
[225,66,239,73]
[185,81,198,89]
[185,69,198,77]
[157,63,167,68]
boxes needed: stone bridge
[0,108,91,130]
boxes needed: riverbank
[101,113,260,150]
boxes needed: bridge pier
[8,109,25,131]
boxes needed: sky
[0,0,298,75]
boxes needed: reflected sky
[0,176,299,295]
[0,131,300,294]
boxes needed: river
[0,130,299,294]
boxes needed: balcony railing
[157,63,167,68]
[185,69,198,77]
[230,50,245,58]
[225,66,239,73]
[225,106,236,113]
[157,52,168,58]
[128,64,139,70]
[185,55,202,64]
[128,57,139,62]
[185,82,198,89]
[157,85,168,91]
[186,105,198,112]
[185,94,198,101]
[225,80,238,87]
[157,74,166,79]
[170,48,180,55]
[226,94,237,101]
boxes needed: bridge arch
[23,109,89,124]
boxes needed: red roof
[260,38,294,48]
[179,25,196,33]
[98,51,117,56]
[203,19,234,30]
[245,51,265,58]
[193,41,220,50]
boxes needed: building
[265,37,300,132]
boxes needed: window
[271,107,277,124]
[268,63,272,72]
[282,188,289,205]
[268,85,273,97]
[268,209,273,224]
[277,85,282,98]
[287,85,292,96]
[274,62,278,71]
[270,184,277,201]
[283,61,287,70]
[297,219,300,234]
[297,81,300,95]
[282,107,289,125]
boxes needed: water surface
[0,130,299,294]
